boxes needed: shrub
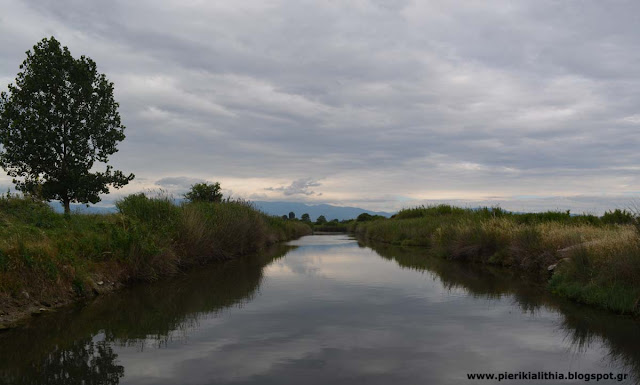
[395,205,467,220]
[184,182,222,203]
[0,192,312,308]
[352,203,640,314]
[601,209,635,225]
[0,193,62,228]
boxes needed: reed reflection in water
[0,236,638,385]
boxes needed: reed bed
[352,205,640,315]
[0,194,311,313]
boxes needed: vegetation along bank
[0,38,309,328]
[350,205,640,316]
[0,192,311,328]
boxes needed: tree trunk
[63,199,71,215]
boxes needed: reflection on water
[370,243,640,381]
[0,244,290,384]
[0,337,124,385]
[0,236,639,384]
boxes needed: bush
[351,203,640,314]
[395,205,467,220]
[0,193,62,228]
[601,209,635,225]
[116,193,179,225]
[0,192,312,310]
[184,182,222,203]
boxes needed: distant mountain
[251,201,392,221]
[47,200,393,221]
[49,203,117,214]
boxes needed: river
[1,235,639,384]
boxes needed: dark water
[1,235,639,384]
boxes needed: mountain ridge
[251,201,392,221]
[51,200,394,221]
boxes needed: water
[1,235,639,384]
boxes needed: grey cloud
[1,1,640,212]
[266,178,322,196]
[155,176,205,190]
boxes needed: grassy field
[0,193,311,319]
[351,205,640,316]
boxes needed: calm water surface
[1,235,639,384]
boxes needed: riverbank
[3,235,638,383]
[350,205,640,316]
[0,194,311,328]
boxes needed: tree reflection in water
[1,240,639,384]
[367,241,640,383]
[0,245,291,385]
[1,337,123,385]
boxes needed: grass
[0,244,291,381]
[0,193,311,312]
[371,242,640,381]
[313,223,349,232]
[352,204,640,315]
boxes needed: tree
[357,213,374,222]
[301,213,311,222]
[316,215,327,225]
[0,37,134,214]
[288,211,295,220]
[184,182,222,203]
[281,215,288,220]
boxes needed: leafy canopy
[0,37,134,213]
[184,182,223,203]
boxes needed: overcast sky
[1,0,640,214]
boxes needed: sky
[1,0,639,214]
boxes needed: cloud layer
[1,1,639,213]
[265,178,322,196]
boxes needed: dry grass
[0,194,311,315]
[353,205,640,315]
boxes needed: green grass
[352,204,640,315]
[313,223,350,232]
[0,193,311,307]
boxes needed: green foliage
[514,210,572,224]
[0,192,62,228]
[71,277,85,296]
[352,203,640,314]
[116,193,179,227]
[265,214,312,241]
[395,205,468,220]
[313,218,351,232]
[549,274,640,315]
[547,240,640,315]
[184,182,222,203]
[0,250,7,272]
[0,193,312,302]
[288,211,295,220]
[356,213,386,222]
[601,209,635,225]
[0,37,134,214]
[301,213,311,222]
[316,215,327,225]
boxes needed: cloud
[1,0,640,212]
[266,178,322,196]
[155,176,205,190]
